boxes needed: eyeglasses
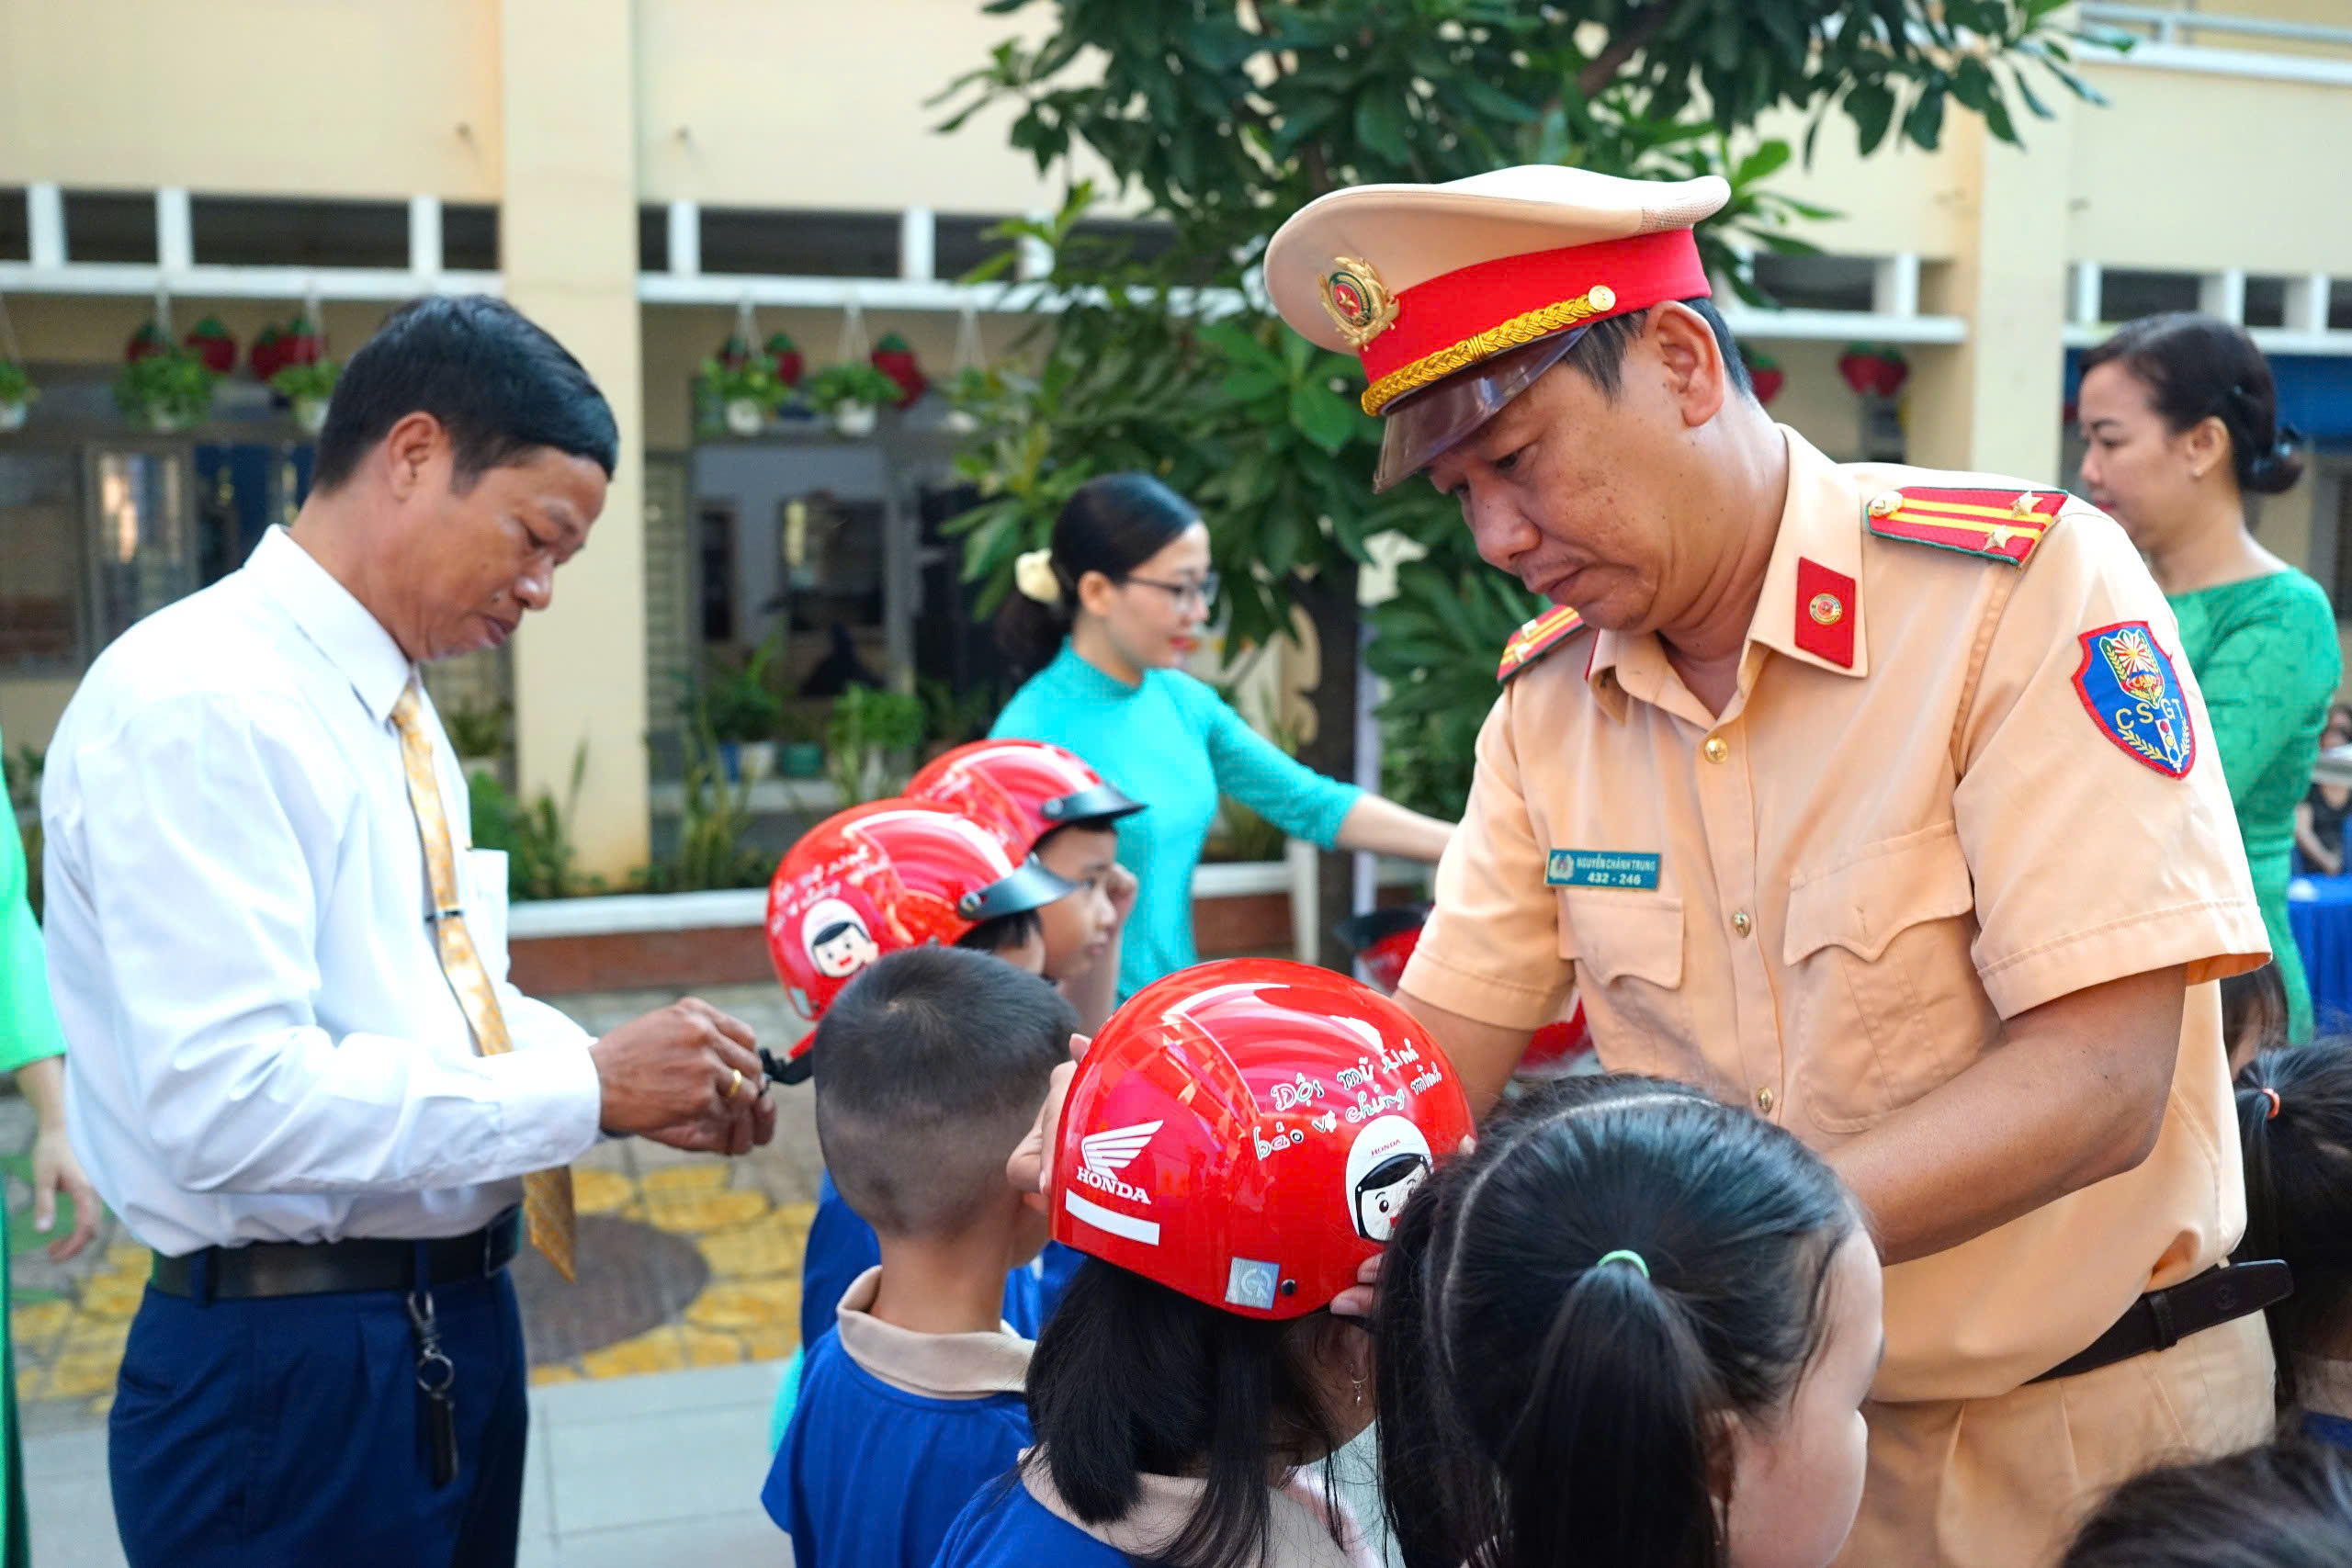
[1123,571,1219,609]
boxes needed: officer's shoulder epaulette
[1863,484,2068,567]
[1497,604,1589,683]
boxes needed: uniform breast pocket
[1782,823,1992,1134]
[1556,890,1689,1054]
[464,849,513,980]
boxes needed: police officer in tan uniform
[1263,167,2280,1567]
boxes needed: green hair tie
[1594,1248,1650,1280]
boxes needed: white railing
[2081,4,2352,52]
[2078,3,2352,86]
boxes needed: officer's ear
[1647,302,1730,432]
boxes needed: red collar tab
[1498,604,1589,682]
[1793,558,1857,668]
[1865,485,2064,566]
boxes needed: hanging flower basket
[808,363,900,437]
[695,354,786,438]
[765,332,804,389]
[1742,349,1785,407]
[869,332,927,408]
[270,359,342,434]
[112,345,216,432]
[124,321,170,364]
[0,360,36,433]
[1837,343,1909,399]
[183,316,238,376]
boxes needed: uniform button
[1756,1086,1776,1115]
[1731,909,1753,937]
[1703,737,1729,763]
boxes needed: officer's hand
[1008,1035,1090,1201]
[591,998,766,1146]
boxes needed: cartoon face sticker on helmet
[802,898,880,981]
[1345,1114,1434,1243]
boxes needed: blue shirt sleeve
[1192,678,1363,849]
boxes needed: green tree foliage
[939,0,2102,824]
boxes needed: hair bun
[2245,424,2306,496]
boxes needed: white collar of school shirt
[1019,1450,1369,1568]
[245,525,418,726]
[830,1266,1034,1399]
[2296,1355,2352,1422]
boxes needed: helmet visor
[1371,327,1589,494]
[1041,783,1146,829]
[960,856,1081,922]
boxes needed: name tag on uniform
[1546,850,1661,890]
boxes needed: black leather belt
[148,1210,522,1301]
[2029,1258,2291,1384]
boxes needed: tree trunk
[1294,562,1361,975]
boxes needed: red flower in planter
[278,315,322,369]
[250,323,285,381]
[125,321,170,364]
[1838,344,1909,399]
[1743,350,1784,407]
[870,333,926,408]
[184,316,238,376]
[766,332,804,389]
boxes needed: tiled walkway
[10,982,824,1562]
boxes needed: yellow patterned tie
[390,684,579,1281]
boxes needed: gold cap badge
[1318,256,1399,350]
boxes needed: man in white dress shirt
[41,297,776,1568]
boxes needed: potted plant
[777,705,827,780]
[444,696,512,781]
[183,316,238,376]
[0,360,37,432]
[1742,349,1785,406]
[806,363,900,438]
[113,344,216,432]
[696,355,786,437]
[944,364,994,437]
[699,644,786,780]
[270,358,342,434]
[1837,343,1909,400]
[825,683,926,805]
[766,332,805,390]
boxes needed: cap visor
[968,857,1082,920]
[1371,327,1587,493]
[1046,784,1146,828]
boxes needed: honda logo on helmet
[1073,1120,1160,1206]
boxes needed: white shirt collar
[831,1266,1034,1399]
[244,526,416,725]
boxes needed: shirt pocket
[1782,821,1986,1134]
[1556,889,1689,1049]
[464,848,513,981]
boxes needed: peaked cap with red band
[1266,166,1729,491]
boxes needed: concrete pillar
[499,0,650,881]
[1905,98,2075,486]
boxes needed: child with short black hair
[2237,1037,2352,1449]
[2059,1440,2352,1568]
[760,944,1077,1568]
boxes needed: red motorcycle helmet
[907,739,1143,860]
[766,799,1077,1067]
[1050,958,1475,1319]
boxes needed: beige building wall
[0,0,503,197]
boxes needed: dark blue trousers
[108,1265,529,1568]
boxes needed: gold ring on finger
[724,1066,743,1101]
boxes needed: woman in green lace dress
[2079,314,2340,1042]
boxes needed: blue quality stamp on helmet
[2070,621,2197,780]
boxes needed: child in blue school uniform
[761,944,1076,1568]
[2237,1038,2352,1450]
[930,958,1476,1568]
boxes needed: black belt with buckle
[148,1209,522,1301]
[2029,1258,2291,1384]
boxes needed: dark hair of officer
[2235,1038,2352,1411]
[1374,1073,1859,1568]
[995,473,1200,675]
[2058,1440,2352,1568]
[2079,313,2303,497]
[312,295,619,495]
